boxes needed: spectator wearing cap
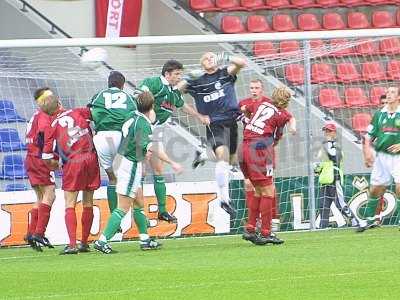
[314,122,359,228]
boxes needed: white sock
[215,160,230,203]
[99,234,107,242]
[139,233,149,241]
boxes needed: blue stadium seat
[0,100,26,123]
[0,128,26,152]
[5,183,28,192]
[0,154,28,179]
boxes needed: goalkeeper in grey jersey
[314,122,359,228]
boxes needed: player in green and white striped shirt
[358,86,400,232]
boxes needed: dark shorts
[206,120,238,155]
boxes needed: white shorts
[370,152,400,186]
[116,156,143,198]
[93,131,122,170]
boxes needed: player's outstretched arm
[225,54,247,76]
[148,146,183,174]
[182,103,210,125]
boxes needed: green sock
[133,208,148,234]
[153,175,166,213]
[103,208,126,241]
[362,196,380,222]
[107,185,118,213]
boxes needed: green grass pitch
[0,227,399,300]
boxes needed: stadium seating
[290,0,315,8]
[386,60,400,80]
[361,61,386,82]
[241,0,268,10]
[344,87,369,107]
[272,14,296,31]
[347,12,370,29]
[5,183,28,192]
[340,0,364,6]
[266,0,292,8]
[372,11,396,28]
[298,13,321,31]
[0,128,26,152]
[323,13,346,30]
[221,16,246,33]
[379,37,400,55]
[279,40,300,54]
[336,62,361,82]
[355,39,378,56]
[253,41,278,57]
[330,39,355,57]
[0,100,26,123]
[369,86,386,106]
[216,0,246,10]
[189,0,220,11]
[352,113,372,133]
[247,15,272,32]
[317,0,340,6]
[312,63,336,83]
[0,154,28,179]
[318,88,345,108]
[285,64,304,85]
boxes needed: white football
[80,47,108,69]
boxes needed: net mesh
[0,36,399,245]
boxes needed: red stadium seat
[298,13,321,31]
[337,62,361,82]
[355,39,378,56]
[221,16,246,33]
[387,60,400,80]
[253,41,278,57]
[361,61,386,82]
[339,0,364,6]
[330,39,355,57]
[310,39,325,49]
[290,0,315,8]
[379,37,400,55]
[285,64,304,85]
[323,13,346,30]
[369,86,386,106]
[397,9,400,26]
[279,40,300,54]
[272,14,296,31]
[372,11,396,28]
[312,63,336,83]
[241,0,268,10]
[352,113,372,133]
[316,0,340,7]
[345,88,369,107]
[216,0,245,10]
[189,0,220,11]
[318,88,344,108]
[348,12,370,29]
[365,0,396,5]
[266,0,292,7]
[247,15,272,32]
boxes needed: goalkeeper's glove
[183,69,204,81]
[212,52,232,66]
[313,162,322,175]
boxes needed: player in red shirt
[239,79,281,232]
[41,95,100,254]
[25,88,59,250]
[239,87,296,245]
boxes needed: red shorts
[25,155,55,186]
[62,152,100,191]
[239,140,274,187]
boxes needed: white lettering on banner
[203,89,225,103]
[106,0,125,38]
[291,194,310,230]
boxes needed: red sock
[35,203,51,236]
[65,208,77,247]
[81,207,94,245]
[28,208,38,235]
[246,192,260,233]
[271,194,277,220]
[260,196,273,237]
